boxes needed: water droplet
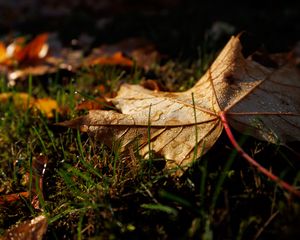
[171,142,178,148]
[151,110,163,121]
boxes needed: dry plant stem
[219,111,300,198]
[253,210,279,240]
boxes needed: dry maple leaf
[60,35,300,195]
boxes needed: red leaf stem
[219,111,300,198]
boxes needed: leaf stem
[147,104,152,159]
[192,92,198,161]
[219,111,300,198]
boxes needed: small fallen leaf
[0,92,59,118]
[33,98,59,118]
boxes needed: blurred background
[0,0,299,57]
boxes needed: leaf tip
[55,116,86,130]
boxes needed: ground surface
[0,1,300,239]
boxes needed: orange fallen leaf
[87,51,133,67]
[76,97,109,111]
[14,33,49,63]
[88,38,160,69]
[0,192,29,204]
[0,42,7,63]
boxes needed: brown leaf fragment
[140,79,165,91]
[85,51,133,67]
[130,45,160,70]
[75,97,109,111]
[0,192,29,205]
[2,215,47,240]
[8,65,58,84]
[60,35,300,174]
